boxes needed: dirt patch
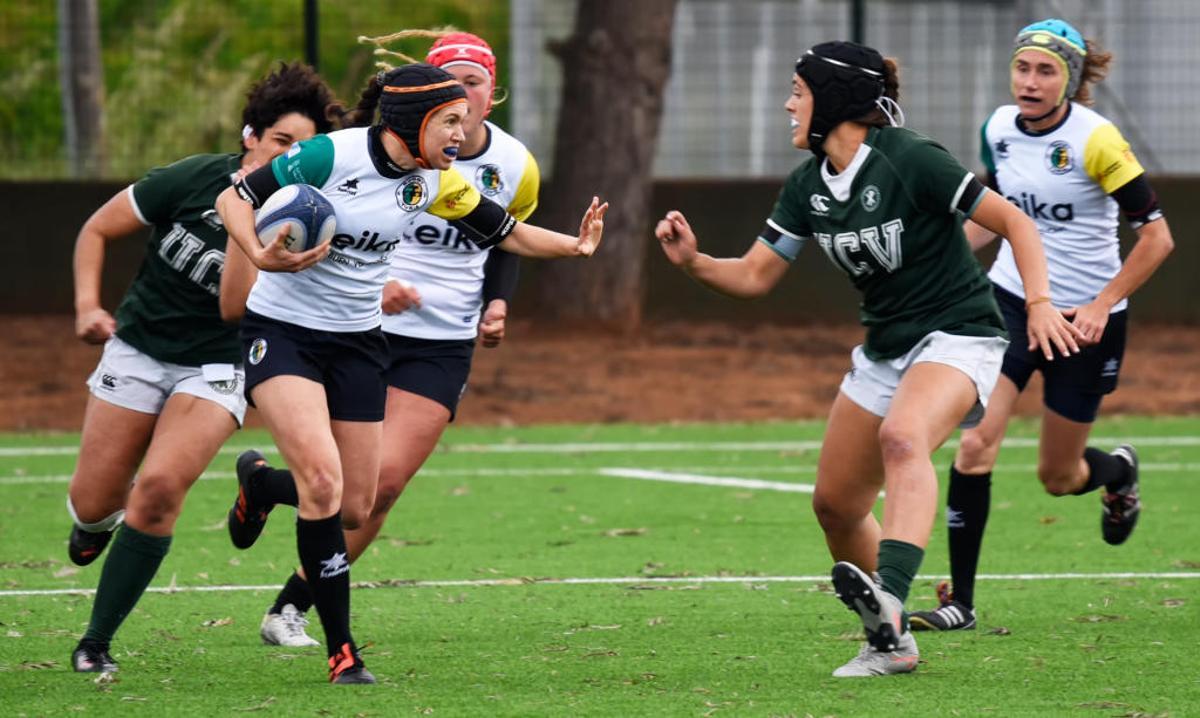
[2,316,1198,431]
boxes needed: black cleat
[68,525,114,567]
[227,449,273,550]
[909,581,977,631]
[1102,444,1141,546]
[329,643,376,684]
[72,640,117,673]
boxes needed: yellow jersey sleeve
[428,167,482,221]
[1084,123,1145,193]
[507,151,541,222]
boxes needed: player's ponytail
[335,74,386,129]
[1072,39,1113,106]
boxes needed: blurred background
[1,0,1197,429]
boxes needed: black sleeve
[1108,174,1164,229]
[449,196,517,250]
[482,247,520,304]
[231,164,283,209]
[955,175,988,215]
[983,171,998,192]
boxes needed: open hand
[1026,300,1086,360]
[575,196,609,257]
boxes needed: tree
[58,0,106,177]
[535,0,677,329]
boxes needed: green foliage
[0,417,1198,714]
[0,0,508,179]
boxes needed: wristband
[1025,296,1052,309]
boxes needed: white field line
[1,571,1198,598]
[4,462,1200,487]
[4,434,1200,458]
[598,468,814,493]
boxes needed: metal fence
[512,0,1200,178]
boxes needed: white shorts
[86,336,247,426]
[838,330,1009,429]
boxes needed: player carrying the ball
[65,62,339,674]
[214,62,606,684]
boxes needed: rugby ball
[254,184,337,253]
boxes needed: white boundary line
[598,468,814,493]
[4,462,1200,487]
[2,571,1197,598]
[4,435,1200,457]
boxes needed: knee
[1037,463,1078,496]
[370,470,413,518]
[301,471,343,515]
[127,473,185,529]
[877,422,923,466]
[957,429,1000,471]
[812,492,861,535]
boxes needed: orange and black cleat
[329,643,375,684]
[227,449,273,550]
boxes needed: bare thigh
[250,375,342,520]
[814,391,885,521]
[378,388,451,502]
[124,393,238,535]
[68,395,158,522]
[331,418,383,529]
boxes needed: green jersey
[115,153,241,365]
[766,126,1005,359]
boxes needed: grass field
[1,417,1197,716]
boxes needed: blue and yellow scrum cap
[1012,18,1087,104]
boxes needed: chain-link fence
[6,1,1197,179]
[512,0,1200,178]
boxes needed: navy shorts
[994,285,1127,423]
[382,334,476,420]
[240,310,388,422]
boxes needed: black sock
[296,513,355,657]
[254,466,299,508]
[82,525,172,645]
[946,466,990,609]
[270,570,315,615]
[1077,447,1128,495]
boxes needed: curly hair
[240,62,341,148]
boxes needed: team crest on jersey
[397,176,428,211]
[860,185,881,212]
[248,338,268,366]
[475,164,504,196]
[809,194,831,215]
[1045,141,1074,174]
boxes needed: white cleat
[833,632,919,677]
[260,603,320,647]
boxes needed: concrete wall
[6,178,1196,323]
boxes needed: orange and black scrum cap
[379,63,468,166]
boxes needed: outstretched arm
[655,210,789,299]
[497,197,608,258]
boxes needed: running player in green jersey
[655,41,1083,677]
[911,19,1175,633]
[66,63,338,674]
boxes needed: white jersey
[383,122,540,339]
[246,127,483,332]
[983,103,1145,312]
